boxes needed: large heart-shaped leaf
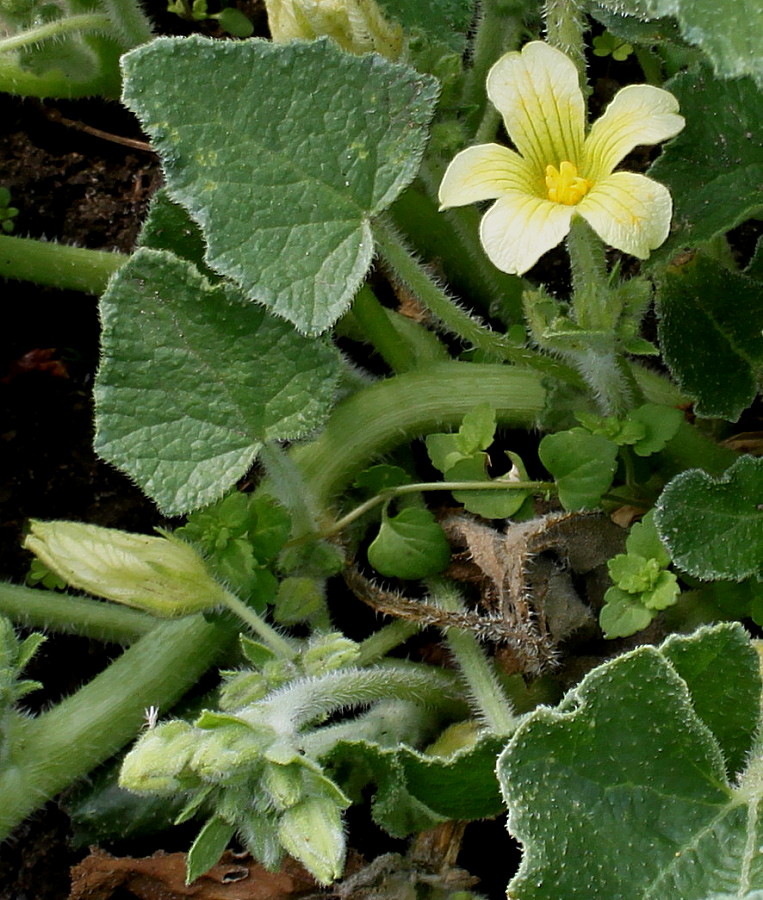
[655,455,763,581]
[121,37,439,335]
[95,249,343,515]
[498,623,762,898]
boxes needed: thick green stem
[0,614,233,838]
[0,234,126,294]
[390,176,525,324]
[567,219,610,332]
[0,582,155,644]
[461,0,525,136]
[544,0,587,85]
[288,362,546,520]
[374,214,513,358]
[429,579,517,735]
[355,619,419,666]
[351,284,417,372]
[0,13,113,53]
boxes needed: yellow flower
[265,0,403,59]
[24,520,229,617]
[439,41,685,275]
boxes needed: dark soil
[0,91,169,900]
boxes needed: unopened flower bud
[302,633,360,676]
[278,795,346,885]
[263,761,305,810]
[265,0,403,60]
[120,721,200,793]
[24,520,229,617]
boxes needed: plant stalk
[0,582,155,644]
[288,361,547,521]
[429,578,518,735]
[0,614,234,838]
[0,234,126,294]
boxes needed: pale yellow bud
[265,0,403,60]
[24,520,229,617]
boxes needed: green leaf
[498,624,760,899]
[655,455,763,581]
[456,402,495,455]
[327,730,505,839]
[138,188,208,272]
[367,507,451,580]
[538,431,618,511]
[354,464,413,493]
[628,403,683,457]
[425,432,466,473]
[377,0,473,52]
[594,0,763,84]
[95,249,343,515]
[657,254,763,420]
[625,510,670,566]
[599,587,656,638]
[186,816,235,884]
[575,410,645,446]
[446,454,530,520]
[641,569,680,610]
[660,625,760,778]
[650,69,763,251]
[608,553,660,593]
[121,37,439,335]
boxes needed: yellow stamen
[545,161,592,206]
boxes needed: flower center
[545,161,592,206]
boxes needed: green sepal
[186,816,235,884]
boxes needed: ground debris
[69,847,316,900]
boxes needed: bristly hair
[344,566,558,677]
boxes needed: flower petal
[584,84,684,180]
[486,41,585,177]
[479,192,574,275]
[577,171,673,259]
[438,143,534,209]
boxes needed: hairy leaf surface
[95,249,342,514]
[499,624,762,899]
[121,37,438,334]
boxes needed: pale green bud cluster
[120,705,348,884]
[24,520,229,617]
[120,630,362,884]
[264,0,403,60]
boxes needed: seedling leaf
[367,507,450,579]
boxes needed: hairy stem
[0,614,234,839]
[544,0,587,85]
[374,215,581,385]
[221,590,298,661]
[351,284,417,372]
[429,578,518,734]
[0,14,113,53]
[288,362,546,523]
[258,663,463,735]
[0,234,126,293]
[0,582,155,644]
